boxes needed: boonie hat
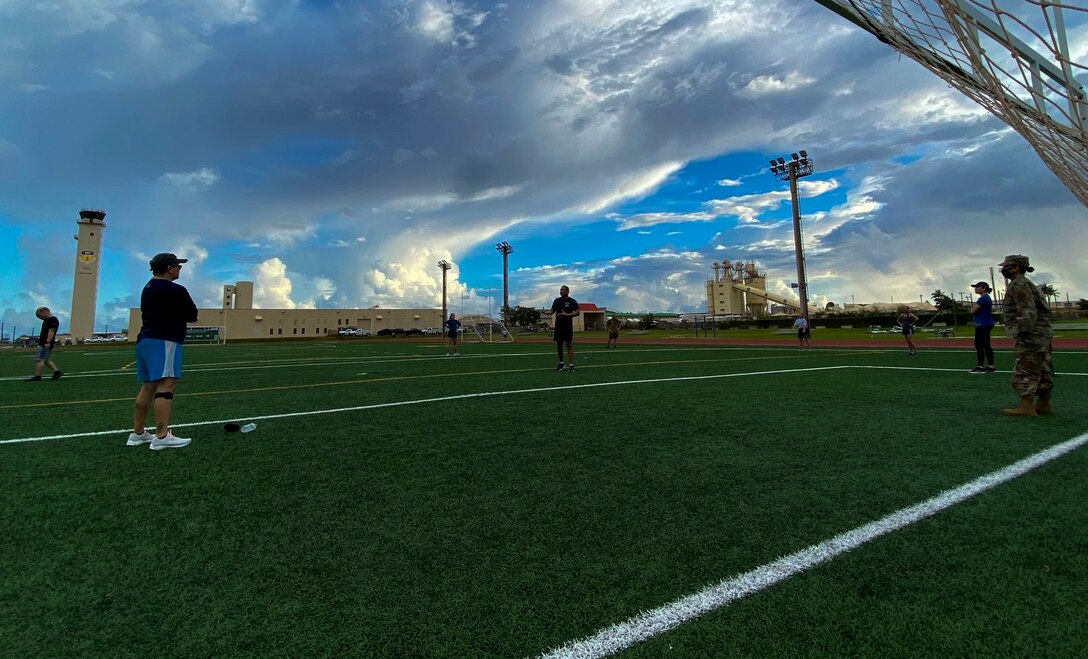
[998,254,1034,272]
[970,281,991,292]
[149,253,188,271]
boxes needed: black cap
[970,281,991,292]
[149,253,188,271]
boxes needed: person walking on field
[127,253,199,449]
[792,313,811,350]
[969,281,996,373]
[998,254,1054,417]
[899,306,920,356]
[543,285,579,372]
[27,307,63,381]
[443,312,462,356]
[606,316,621,348]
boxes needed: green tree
[1078,298,1088,311]
[825,301,836,311]
[639,313,656,330]
[1039,284,1057,307]
[508,305,541,328]
[930,290,955,311]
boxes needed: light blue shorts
[36,345,53,361]
[136,339,183,382]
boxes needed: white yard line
[1,366,847,444]
[538,430,1088,659]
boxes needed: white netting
[816,0,1088,207]
[459,315,514,343]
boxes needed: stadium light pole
[437,260,451,323]
[496,241,513,323]
[769,150,814,324]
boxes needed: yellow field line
[0,352,866,410]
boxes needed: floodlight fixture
[437,260,452,321]
[768,149,816,324]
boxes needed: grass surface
[2,339,1086,657]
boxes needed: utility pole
[769,151,814,324]
[495,241,512,322]
[437,260,452,322]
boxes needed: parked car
[109,335,127,342]
[338,327,359,336]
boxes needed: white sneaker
[126,431,153,446]
[150,433,192,450]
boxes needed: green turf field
[2,340,1086,657]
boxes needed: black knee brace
[154,391,174,400]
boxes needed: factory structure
[705,260,801,317]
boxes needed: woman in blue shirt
[969,281,996,373]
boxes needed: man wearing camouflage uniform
[999,254,1053,417]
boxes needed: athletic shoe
[51,371,63,380]
[126,431,154,446]
[567,363,575,373]
[150,433,191,450]
[985,366,997,372]
[26,375,42,381]
[454,352,460,356]
[969,367,987,374]
[555,362,565,371]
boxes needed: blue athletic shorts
[136,339,183,382]
[36,345,53,361]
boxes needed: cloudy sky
[1,0,1086,335]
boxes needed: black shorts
[796,329,810,339]
[608,332,619,340]
[554,327,573,344]
[447,332,458,339]
[902,328,914,336]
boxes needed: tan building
[127,280,445,341]
[545,302,606,332]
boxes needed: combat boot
[1035,392,1054,416]
[1002,396,1037,417]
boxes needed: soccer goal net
[460,315,514,343]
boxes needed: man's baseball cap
[149,253,188,271]
[970,281,991,291]
[998,254,1034,272]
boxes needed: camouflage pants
[1011,338,1053,397]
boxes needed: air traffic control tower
[70,209,106,340]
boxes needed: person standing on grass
[999,254,1053,417]
[969,281,996,374]
[443,312,462,356]
[126,253,198,450]
[898,306,920,356]
[792,313,811,350]
[27,307,62,381]
[543,285,579,372]
[606,316,621,348]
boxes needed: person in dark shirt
[969,281,996,373]
[443,313,462,356]
[543,285,580,372]
[898,306,920,356]
[127,252,199,450]
[27,306,62,381]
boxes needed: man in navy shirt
[127,252,199,450]
[27,306,62,381]
[543,285,580,372]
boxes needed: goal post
[459,315,514,343]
